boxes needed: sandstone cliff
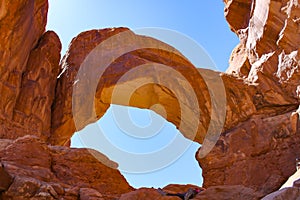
[198,0,300,195]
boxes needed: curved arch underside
[49,28,298,150]
[50,28,217,146]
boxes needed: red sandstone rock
[226,0,300,101]
[262,187,300,200]
[224,0,252,33]
[0,136,133,199]
[198,111,300,195]
[197,0,300,196]
[119,185,262,200]
[49,28,214,145]
[0,163,12,192]
[13,31,62,141]
[79,188,105,200]
[0,0,46,116]
[0,0,48,119]
[49,27,288,149]
[119,188,180,200]
[194,185,262,200]
[0,0,61,141]
[163,184,204,194]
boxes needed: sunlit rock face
[49,27,214,146]
[50,27,263,147]
[0,0,299,199]
[198,0,300,196]
[226,0,300,101]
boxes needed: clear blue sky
[47,0,238,188]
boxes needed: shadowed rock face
[0,163,12,192]
[262,187,300,200]
[0,0,61,141]
[0,0,299,199]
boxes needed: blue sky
[47,0,238,188]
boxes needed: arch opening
[71,104,202,188]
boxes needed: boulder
[262,187,300,200]
[194,185,262,200]
[0,136,133,199]
[119,188,180,200]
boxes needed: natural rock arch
[49,28,218,146]
[49,28,259,147]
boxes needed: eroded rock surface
[119,188,180,200]
[262,187,300,200]
[226,0,300,102]
[197,0,300,196]
[49,28,213,146]
[194,185,262,200]
[198,111,300,194]
[0,163,12,192]
[0,136,133,199]
[0,0,48,120]
[119,185,262,200]
[0,0,61,141]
